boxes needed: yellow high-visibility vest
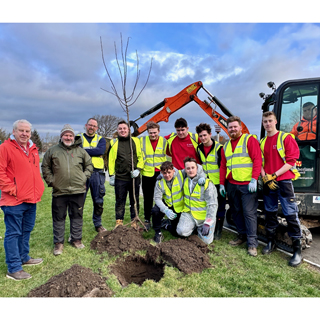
[198,142,222,185]
[158,170,184,213]
[80,133,104,169]
[108,137,144,176]
[183,178,210,220]
[260,131,300,181]
[140,136,167,177]
[223,134,254,182]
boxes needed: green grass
[0,181,320,298]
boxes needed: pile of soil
[90,225,151,256]
[156,237,213,274]
[110,254,165,287]
[28,264,113,297]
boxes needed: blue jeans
[1,203,36,273]
[85,170,106,227]
[263,180,301,238]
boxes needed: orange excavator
[129,81,249,137]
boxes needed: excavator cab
[260,77,320,224]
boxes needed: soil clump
[90,225,151,256]
[28,264,113,297]
[157,237,213,274]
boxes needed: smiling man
[219,116,262,257]
[79,118,107,233]
[165,118,200,170]
[42,124,93,256]
[140,121,167,231]
[108,120,144,229]
[176,157,217,245]
[0,120,45,281]
[196,123,226,240]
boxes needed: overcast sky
[1,3,320,139]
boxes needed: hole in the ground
[111,254,165,287]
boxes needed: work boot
[229,234,246,246]
[71,240,85,249]
[6,270,32,281]
[144,220,151,231]
[95,225,107,233]
[247,247,257,257]
[288,238,302,267]
[131,219,139,230]
[53,243,64,256]
[214,216,225,240]
[22,258,43,266]
[262,238,276,255]
[115,219,123,228]
[154,232,164,244]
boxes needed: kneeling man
[177,157,218,244]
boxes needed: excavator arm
[130,81,250,137]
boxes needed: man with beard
[79,118,107,233]
[219,116,262,257]
[42,124,93,255]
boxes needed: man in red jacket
[0,119,45,281]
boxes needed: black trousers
[141,171,160,221]
[226,181,258,248]
[52,193,85,244]
[115,177,140,220]
[151,203,181,237]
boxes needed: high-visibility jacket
[80,133,104,169]
[290,116,317,140]
[140,136,167,177]
[166,132,198,154]
[158,170,184,213]
[260,131,300,181]
[223,134,254,182]
[183,178,210,220]
[198,142,222,185]
[108,137,144,177]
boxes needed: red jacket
[0,138,44,206]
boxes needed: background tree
[31,129,42,152]
[94,114,124,138]
[0,127,9,143]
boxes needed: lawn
[0,180,320,301]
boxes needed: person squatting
[0,116,303,280]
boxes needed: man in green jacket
[42,124,93,256]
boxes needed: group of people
[0,110,303,281]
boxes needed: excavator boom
[130,81,250,136]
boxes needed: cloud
[1,23,320,140]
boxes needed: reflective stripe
[140,136,167,177]
[80,133,104,169]
[260,131,300,181]
[183,179,209,220]
[223,134,254,181]
[159,171,184,212]
[198,142,222,185]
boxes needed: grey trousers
[176,212,215,245]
